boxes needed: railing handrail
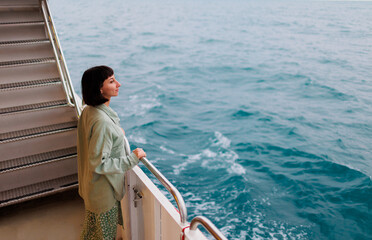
[140,157,188,224]
[41,0,81,117]
[190,216,228,240]
[123,136,188,225]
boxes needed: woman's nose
[116,81,121,87]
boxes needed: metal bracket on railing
[123,136,188,225]
[133,187,143,208]
[190,216,228,240]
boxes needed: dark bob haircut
[81,65,114,106]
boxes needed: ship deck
[0,190,84,240]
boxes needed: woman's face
[100,75,121,100]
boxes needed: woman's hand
[133,148,146,159]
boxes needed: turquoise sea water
[50,0,372,239]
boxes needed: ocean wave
[172,131,246,176]
[140,32,155,36]
[158,65,178,73]
[142,43,171,51]
[159,145,176,155]
[212,131,231,148]
[304,81,355,101]
[265,145,324,160]
[234,147,372,239]
[236,142,371,180]
[241,67,256,72]
[186,177,313,240]
[199,38,225,44]
[127,134,147,144]
[124,93,162,117]
[232,109,258,119]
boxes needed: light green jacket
[77,104,139,213]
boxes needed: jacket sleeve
[88,120,140,175]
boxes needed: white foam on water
[193,201,222,216]
[202,149,217,158]
[251,215,310,240]
[213,131,231,148]
[172,153,200,175]
[160,145,176,155]
[126,93,162,116]
[188,153,202,161]
[228,163,247,175]
[213,132,247,175]
[128,134,147,144]
[189,190,309,239]
[219,224,240,239]
[172,131,247,175]
[237,230,249,240]
[182,192,203,202]
[205,135,247,175]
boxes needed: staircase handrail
[40,0,81,117]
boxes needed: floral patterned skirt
[81,201,123,240]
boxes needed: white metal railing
[140,156,188,224]
[190,216,228,240]
[124,136,228,239]
[40,0,81,117]
[123,136,188,224]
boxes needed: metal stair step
[0,82,66,109]
[0,79,60,91]
[0,21,43,25]
[0,100,67,114]
[0,174,78,207]
[0,62,59,85]
[0,128,77,163]
[0,6,39,11]
[0,41,54,62]
[0,0,39,7]
[0,105,76,134]
[0,9,42,24]
[0,57,55,68]
[0,121,77,141]
[0,147,76,172]
[0,77,60,90]
[0,156,77,194]
[0,23,46,42]
[0,39,49,46]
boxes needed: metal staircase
[0,0,81,207]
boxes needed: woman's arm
[87,120,146,175]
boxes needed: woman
[77,65,146,240]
